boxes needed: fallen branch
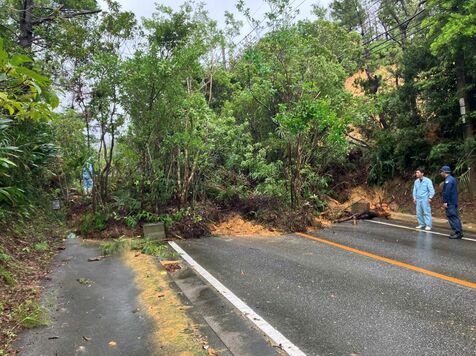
[335,210,382,223]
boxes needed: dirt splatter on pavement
[210,215,282,237]
[123,251,208,355]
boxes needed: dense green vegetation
[0,0,474,227]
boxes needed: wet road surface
[14,239,155,356]
[177,221,476,355]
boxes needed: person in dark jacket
[440,166,463,239]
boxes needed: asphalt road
[177,221,476,356]
[14,239,156,356]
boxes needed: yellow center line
[296,232,476,289]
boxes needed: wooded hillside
[0,0,474,236]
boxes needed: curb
[390,212,476,234]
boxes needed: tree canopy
[0,0,474,224]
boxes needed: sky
[102,0,333,41]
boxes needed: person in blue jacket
[440,165,463,239]
[82,161,94,195]
[412,167,435,231]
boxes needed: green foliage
[12,299,49,328]
[34,242,48,252]
[130,238,172,258]
[0,247,12,263]
[101,237,129,256]
[0,267,16,286]
[424,0,476,56]
[77,277,93,285]
[124,210,158,228]
[0,0,472,237]
[0,39,58,121]
[100,237,172,258]
[0,40,61,217]
[79,211,108,235]
[50,111,90,194]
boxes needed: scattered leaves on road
[76,278,92,285]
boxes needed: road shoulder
[14,238,229,355]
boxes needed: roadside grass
[0,267,16,286]
[0,212,65,354]
[12,299,50,329]
[34,242,48,252]
[0,298,51,356]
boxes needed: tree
[0,0,100,50]
[423,0,476,195]
[120,2,221,208]
[229,18,361,207]
[0,38,58,214]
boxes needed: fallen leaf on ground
[164,263,181,272]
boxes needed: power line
[365,9,428,52]
[367,22,432,55]
[336,2,429,61]
[250,1,266,18]
[363,7,426,45]
[339,0,383,31]
[255,0,309,40]
[234,0,306,47]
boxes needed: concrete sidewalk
[390,212,476,234]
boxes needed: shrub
[79,211,109,235]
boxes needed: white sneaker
[424,226,432,231]
[416,225,424,229]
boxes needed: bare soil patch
[210,214,282,237]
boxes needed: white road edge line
[168,241,307,356]
[366,220,476,242]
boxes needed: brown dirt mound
[210,215,282,237]
[321,185,393,222]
